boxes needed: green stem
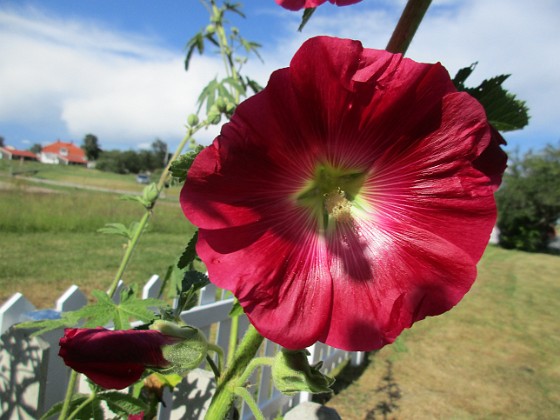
[227,314,239,366]
[106,125,199,298]
[233,387,265,420]
[208,342,225,376]
[386,0,432,55]
[58,370,78,420]
[237,357,274,387]
[67,392,97,420]
[205,325,264,419]
[107,210,151,298]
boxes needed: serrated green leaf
[182,271,209,293]
[17,310,82,336]
[452,62,477,89]
[40,394,88,420]
[169,146,204,183]
[97,223,131,239]
[120,194,151,207]
[99,391,147,416]
[453,64,529,132]
[466,76,530,131]
[178,231,199,269]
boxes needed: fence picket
[56,285,87,312]
[0,278,364,419]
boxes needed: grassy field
[0,167,194,307]
[0,159,182,199]
[326,245,560,419]
[2,161,559,418]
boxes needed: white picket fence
[0,275,364,419]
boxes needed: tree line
[82,134,171,174]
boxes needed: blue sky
[1,0,559,154]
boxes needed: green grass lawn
[0,159,182,199]
[326,245,560,419]
[0,171,195,307]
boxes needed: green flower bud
[150,320,208,375]
[215,97,227,112]
[142,182,159,206]
[225,102,236,116]
[208,107,221,125]
[205,24,216,35]
[187,114,200,127]
[272,349,335,396]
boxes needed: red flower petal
[274,0,362,11]
[59,328,172,389]
[181,36,506,351]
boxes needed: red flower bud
[59,327,176,389]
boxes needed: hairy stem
[58,370,78,420]
[205,325,264,419]
[386,0,432,55]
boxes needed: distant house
[0,146,39,161]
[40,140,87,166]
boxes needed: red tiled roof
[0,147,38,159]
[42,140,87,163]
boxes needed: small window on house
[60,148,68,156]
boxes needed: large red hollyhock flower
[275,0,362,11]
[59,328,175,389]
[181,36,506,351]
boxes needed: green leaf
[79,287,162,330]
[178,231,199,269]
[244,76,263,94]
[176,270,210,313]
[298,8,316,32]
[452,62,477,89]
[229,300,244,317]
[169,145,204,183]
[120,194,151,208]
[181,271,210,294]
[99,391,147,416]
[185,32,205,71]
[41,394,103,420]
[17,310,82,337]
[97,223,132,239]
[453,63,530,132]
[272,349,335,396]
[151,371,184,388]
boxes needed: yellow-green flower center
[295,164,367,233]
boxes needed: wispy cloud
[1,1,558,152]
[0,5,221,148]
[262,0,560,150]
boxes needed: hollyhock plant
[275,0,362,11]
[59,327,176,389]
[180,36,506,351]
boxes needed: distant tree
[151,139,169,168]
[496,145,560,252]
[0,136,4,147]
[82,134,102,161]
[29,143,42,154]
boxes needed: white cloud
[1,1,558,152]
[257,0,560,150]
[0,6,222,149]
